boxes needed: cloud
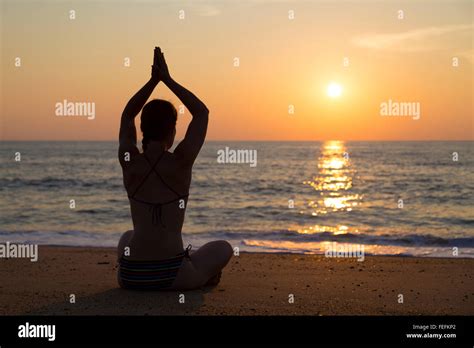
[190,3,221,17]
[182,0,221,17]
[455,48,474,64]
[352,24,473,51]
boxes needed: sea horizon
[2,140,473,143]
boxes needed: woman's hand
[151,47,171,84]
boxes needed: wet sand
[0,246,472,315]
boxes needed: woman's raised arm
[118,48,161,161]
[154,48,209,164]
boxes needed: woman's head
[140,99,177,151]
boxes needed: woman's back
[122,147,192,260]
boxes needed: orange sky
[1,0,473,141]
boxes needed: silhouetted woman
[117,47,232,290]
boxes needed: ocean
[1,141,473,257]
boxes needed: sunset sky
[1,0,472,141]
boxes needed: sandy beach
[0,245,472,316]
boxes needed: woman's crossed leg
[171,240,233,290]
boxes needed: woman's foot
[205,271,222,287]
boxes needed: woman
[117,47,232,290]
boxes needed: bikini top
[127,151,189,227]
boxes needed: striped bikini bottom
[118,246,191,290]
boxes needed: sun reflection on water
[303,140,361,215]
[296,224,350,235]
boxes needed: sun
[327,82,342,98]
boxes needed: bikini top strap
[144,150,167,169]
[128,168,154,199]
[154,172,184,197]
[147,153,187,198]
[128,151,167,199]
[184,244,192,259]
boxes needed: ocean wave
[430,217,474,226]
[0,177,122,190]
[1,229,473,257]
[192,229,474,248]
[1,228,472,248]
